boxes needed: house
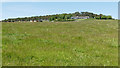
[38,19,43,22]
[71,16,89,19]
[8,20,14,22]
[30,20,33,22]
[34,20,37,22]
[30,19,42,22]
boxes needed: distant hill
[2,12,113,22]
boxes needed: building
[30,20,33,22]
[37,19,43,22]
[71,16,89,19]
[30,19,42,22]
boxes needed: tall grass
[2,20,118,66]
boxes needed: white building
[71,16,89,19]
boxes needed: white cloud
[1,0,119,2]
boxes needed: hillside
[2,12,113,22]
[2,20,118,66]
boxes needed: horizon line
[1,11,116,20]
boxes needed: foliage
[107,15,112,19]
[2,12,113,22]
[101,15,107,19]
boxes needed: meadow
[2,20,118,66]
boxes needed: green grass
[76,19,86,21]
[2,20,118,66]
[0,23,2,67]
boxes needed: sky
[1,2,118,20]
[1,0,119,2]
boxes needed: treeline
[2,12,113,22]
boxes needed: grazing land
[2,20,118,66]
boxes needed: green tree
[65,15,71,19]
[59,14,65,19]
[100,14,103,19]
[101,15,107,19]
[96,16,100,19]
[49,17,55,21]
[107,15,112,19]
[74,12,80,16]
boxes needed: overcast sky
[0,0,119,20]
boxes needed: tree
[49,17,55,21]
[65,15,71,19]
[101,15,107,19]
[2,11,113,22]
[100,14,103,19]
[81,12,85,15]
[96,16,100,19]
[107,15,112,19]
[59,14,65,19]
[74,12,80,16]
[4,19,7,22]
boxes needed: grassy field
[0,44,1,67]
[2,20,118,66]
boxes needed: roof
[71,16,89,17]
